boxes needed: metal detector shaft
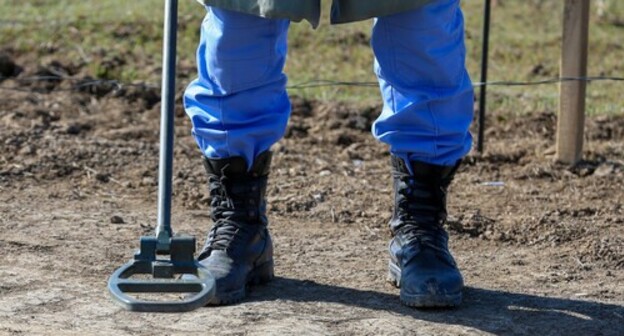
[156,0,178,249]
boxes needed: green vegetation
[2,0,623,115]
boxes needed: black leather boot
[387,156,463,308]
[198,151,274,305]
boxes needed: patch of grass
[1,1,623,115]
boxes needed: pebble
[593,164,615,177]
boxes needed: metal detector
[108,0,215,312]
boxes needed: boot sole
[388,261,462,308]
[208,260,274,306]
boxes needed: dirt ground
[1,54,623,336]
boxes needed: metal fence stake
[477,0,492,153]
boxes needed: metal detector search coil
[108,236,215,312]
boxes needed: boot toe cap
[400,268,464,307]
[401,270,463,296]
[199,251,247,291]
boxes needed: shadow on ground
[247,277,624,335]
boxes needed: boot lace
[393,171,449,254]
[198,170,252,259]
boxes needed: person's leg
[183,7,290,305]
[371,0,473,167]
[371,0,472,308]
[184,7,291,168]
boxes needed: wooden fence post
[556,0,590,165]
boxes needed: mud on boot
[387,156,463,308]
[198,151,274,305]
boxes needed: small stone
[481,181,505,187]
[313,193,325,203]
[141,177,155,186]
[0,53,21,77]
[110,216,125,224]
[18,145,36,156]
[319,170,331,177]
[66,124,82,135]
[95,173,110,183]
[594,164,615,177]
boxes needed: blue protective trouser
[184,0,474,168]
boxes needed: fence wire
[1,75,624,94]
